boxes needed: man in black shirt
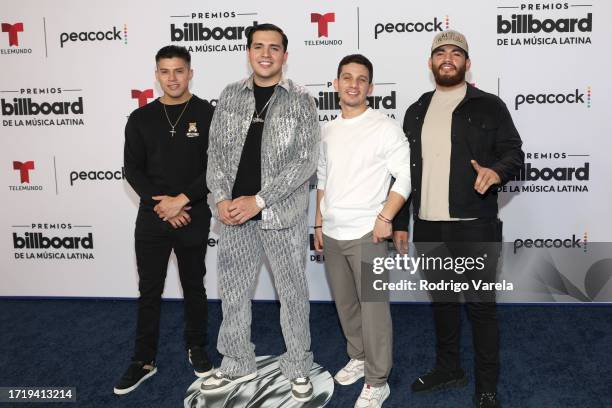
[114,46,214,395]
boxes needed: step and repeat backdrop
[2,0,611,301]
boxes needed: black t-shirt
[231,83,276,220]
[124,95,213,212]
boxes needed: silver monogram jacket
[207,76,320,230]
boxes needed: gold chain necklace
[162,96,192,137]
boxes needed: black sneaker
[473,392,501,408]
[113,361,157,395]
[411,368,468,393]
[188,346,213,378]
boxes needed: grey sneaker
[334,359,365,385]
[291,377,313,402]
[200,370,257,394]
[355,383,390,408]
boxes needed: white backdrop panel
[2,0,611,300]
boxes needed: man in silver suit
[201,23,320,403]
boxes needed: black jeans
[413,217,502,393]
[132,209,209,363]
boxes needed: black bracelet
[314,226,322,229]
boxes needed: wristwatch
[255,194,266,209]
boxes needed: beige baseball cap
[431,30,469,55]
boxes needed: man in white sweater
[314,54,411,408]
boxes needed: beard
[432,63,467,87]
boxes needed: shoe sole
[195,367,214,378]
[412,376,468,394]
[292,392,314,403]
[334,371,365,386]
[113,367,157,395]
[200,371,257,394]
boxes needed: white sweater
[317,108,411,240]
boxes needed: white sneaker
[334,359,365,385]
[200,370,257,394]
[354,383,390,408]
[290,377,313,402]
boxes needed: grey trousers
[216,217,313,379]
[323,232,392,386]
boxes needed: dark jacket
[394,83,524,230]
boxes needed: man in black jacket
[393,30,523,408]
[114,45,214,395]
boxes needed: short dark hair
[430,46,469,60]
[247,23,288,51]
[155,45,191,65]
[337,54,374,83]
